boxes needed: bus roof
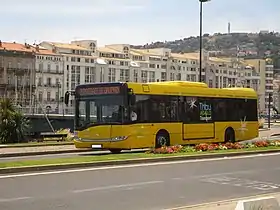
[126,81,258,99]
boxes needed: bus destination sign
[78,86,121,96]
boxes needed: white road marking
[197,167,280,178]
[0,152,280,179]
[163,192,280,210]
[0,197,32,203]
[202,176,280,191]
[171,178,184,181]
[72,180,163,193]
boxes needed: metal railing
[17,106,75,116]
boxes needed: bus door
[182,98,215,140]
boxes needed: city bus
[64,81,259,153]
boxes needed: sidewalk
[256,127,280,138]
[182,193,280,209]
[0,145,77,156]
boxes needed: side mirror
[64,91,70,106]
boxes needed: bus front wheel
[155,130,170,148]
[224,128,235,143]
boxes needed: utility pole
[198,0,210,82]
[268,93,272,129]
[57,81,60,114]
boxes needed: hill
[132,32,280,69]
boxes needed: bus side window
[213,99,227,121]
[182,97,199,123]
[134,95,150,122]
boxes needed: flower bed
[146,140,280,154]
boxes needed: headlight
[111,136,128,141]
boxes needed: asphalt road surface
[1,153,280,210]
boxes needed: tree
[0,98,30,144]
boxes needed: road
[1,153,280,210]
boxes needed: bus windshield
[76,95,129,129]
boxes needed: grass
[2,141,74,148]
[1,146,280,169]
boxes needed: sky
[1,0,279,46]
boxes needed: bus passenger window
[134,95,150,122]
[183,97,200,123]
[150,102,161,121]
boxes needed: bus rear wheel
[155,130,170,148]
[224,128,235,143]
[109,149,122,154]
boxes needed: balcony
[37,83,61,88]
[7,67,31,75]
[36,69,63,74]
[6,83,36,90]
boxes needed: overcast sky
[1,0,279,46]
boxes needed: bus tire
[224,127,235,143]
[109,149,122,154]
[155,130,170,148]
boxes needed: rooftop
[30,45,61,56]
[44,41,90,51]
[97,47,125,54]
[0,41,34,53]
[171,53,199,60]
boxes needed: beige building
[0,41,36,112]
[33,45,64,114]
[35,40,262,114]
[245,58,274,113]
[40,40,107,114]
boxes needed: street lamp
[199,0,210,82]
[57,81,61,114]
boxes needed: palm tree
[12,111,30,143]
[0,98,29,144]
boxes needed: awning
[149,56,161,59]
[245,65,252,69]
[96,58,107,65]
[130,61,140,67]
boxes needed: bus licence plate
[91,144,102,149]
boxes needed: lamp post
[199,0,210,82]
[57,81,60,114]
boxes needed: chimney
[36,44,39,52]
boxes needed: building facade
[38,41,262,114]
[0,41,36,113]
[40,40,108,114]
[0,40,264,114]
[33,45,64,114]
[245,58,274,113]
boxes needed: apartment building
[273,75,280,111]
[40,40,108,114]
[33,45,64,114]
[245,58,274,113]
[36,40,263,113]
[0,41,36,112]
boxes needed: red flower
[194,143,209,151]
[254,140,269,147]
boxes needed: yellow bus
[64,81,259,153]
